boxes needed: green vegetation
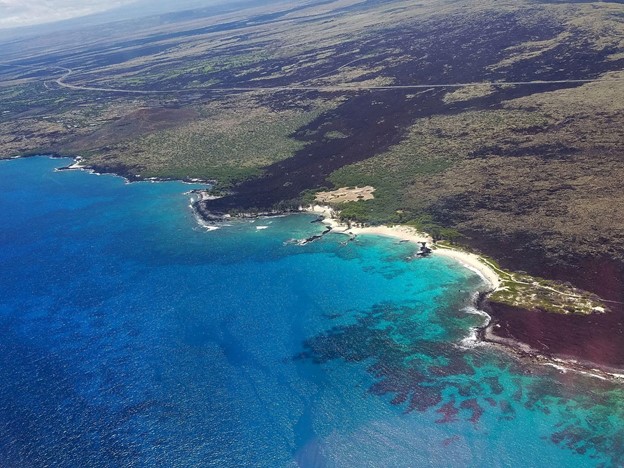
[73,100,333,186]
[102,52,273,89]
[327,109,550,227]
[490,277,606,315]
[431,245,607,314]
[0,83,79,119]
[491,269,607,315]
[324,130,349,140]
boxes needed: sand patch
[315,186,375,204]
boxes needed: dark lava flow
[200,11,624,370]
[199,9,622,215]
[483,301,624,371]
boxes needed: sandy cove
[307,205,501,291]
[306,206,624,381]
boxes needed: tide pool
[0,157,623,467]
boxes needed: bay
[0,156,621,467]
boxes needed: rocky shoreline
[195,200,624,381]
[40,154,624,382]
[479,300,624,379]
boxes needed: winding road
[52,66,624,94]
[1,61,621,95]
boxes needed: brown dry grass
[315,186,375,203]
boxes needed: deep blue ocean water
[1,156,624,467]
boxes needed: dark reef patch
[295,298,624,463]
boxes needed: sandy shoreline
[307,205,501,291]
[306,205,624,382]
[434,247,501,290]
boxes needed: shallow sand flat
[306,204,501,290]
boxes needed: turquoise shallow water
[1,156,624,467]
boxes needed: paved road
[1,62,622,95]
[55,66,624,94]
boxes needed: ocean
[0,156,622,467]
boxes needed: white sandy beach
[306,204,501,290]
[434,247,501,290]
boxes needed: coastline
[481,301,624,381]
[6,153,217,186]
[10,159,622,382]
[307,204,502,292]
[476,314,624,382]
[306,204,624,382]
